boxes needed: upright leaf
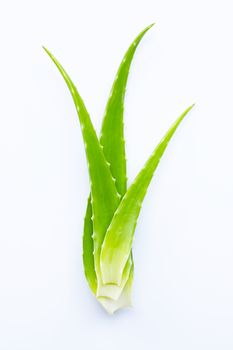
[43,47,120,288]
[100,105,194,285]
[100,23,155,196]
[82,24,154,299]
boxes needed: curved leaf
[82,24,154,300]
[100,105,194,285]
[43,47,120,288]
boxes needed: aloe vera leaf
[43,47,120,286]
[100,105,194,285]
[100,23,155,196]
[82,24,154,297]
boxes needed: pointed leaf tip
[147,22,155,29]
[140,23,155,35]
[42,46,49,54]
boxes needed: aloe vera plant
[44,24,193,314]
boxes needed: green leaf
[43,47,120,288]
[82,24,154,299]
[100,105,194,285]
[44,25,193,315]
[100,23,155,196]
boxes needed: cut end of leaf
[98,296,132,315]
[97,283,124,300]
[97,268,134,314]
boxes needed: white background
[0,0,233,349]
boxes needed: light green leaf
[43,47,120,289]
[82,24,154,299]
[100,23,155,196]
[100,105,194,285]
